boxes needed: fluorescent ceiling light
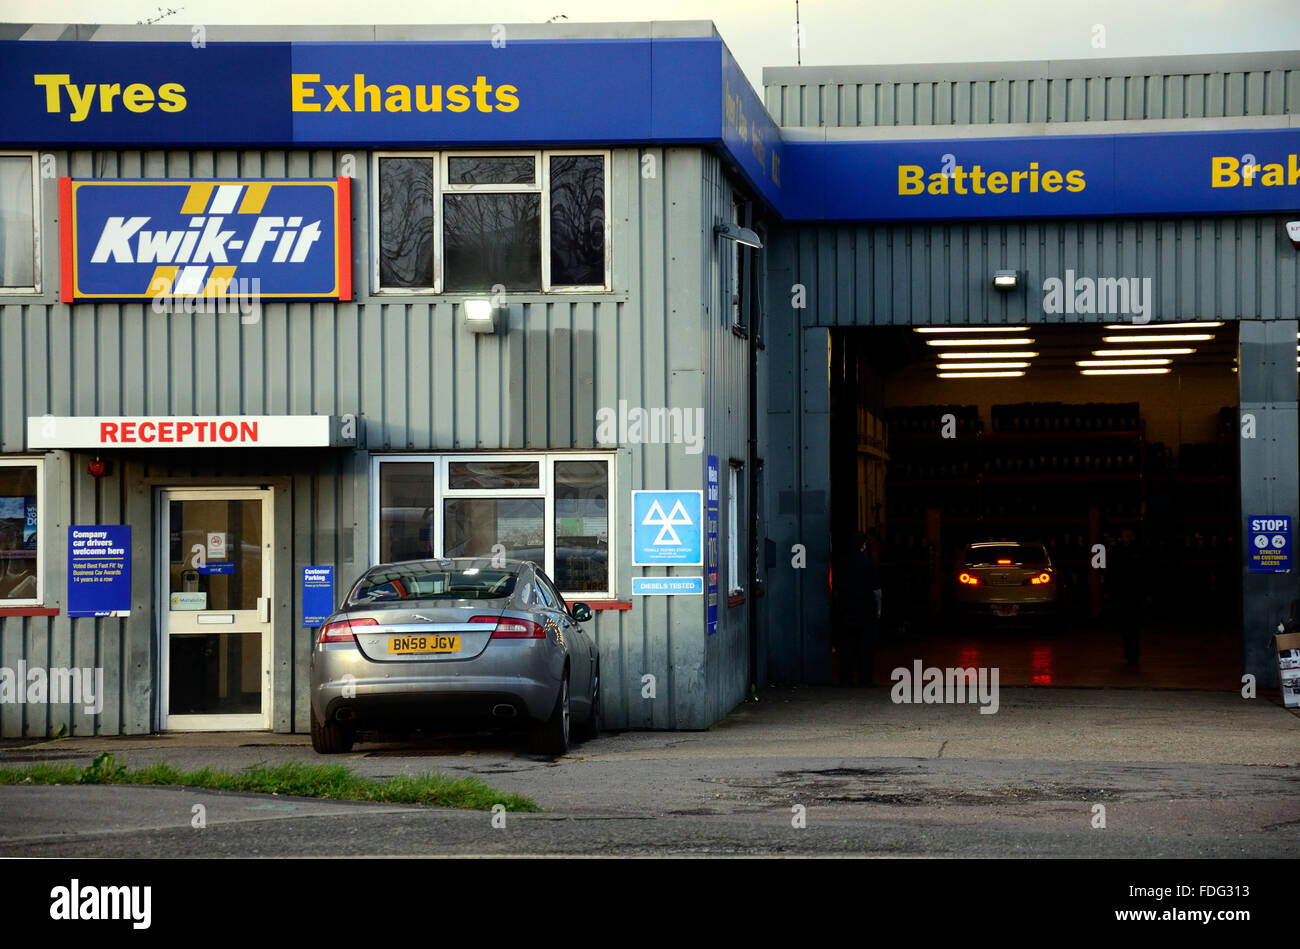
[914,326,1029,333]
[939,351,1039,359]
[1092,348,1195,357]
[1080,368,1172,375]
[925,338,1034,347]
[1076,359,1172,367]
[937,371,1025,379]
[1104,322,1223,329]
[937,362,1031,369]
[1101,334,1213,342]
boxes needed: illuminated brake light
[959,573,980,586]
[1029,573,1052,586]
[997,559,1012,565]
[318,616,377,644]
[472,615,546,639]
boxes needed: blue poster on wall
[705,456,720,635]
[1247,515,1291,574]
[302,565,335,627]
[631,490,703,566]
[68,526,131,618]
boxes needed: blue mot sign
[58,178,352,302]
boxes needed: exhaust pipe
[491,704,517,718]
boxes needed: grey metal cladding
[764,53,1299,128]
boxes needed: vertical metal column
[1238,319,1299,688]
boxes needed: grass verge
[0,752,539,812]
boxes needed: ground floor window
[0,458,42,603]
[373,453,613,597]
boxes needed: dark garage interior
[829,321,1247,689]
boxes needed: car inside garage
[829,321,1246,688]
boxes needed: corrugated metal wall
[774,217,1300,326]
[0,144,751,735]
[764,53,1300,127]
[700,153,753,723]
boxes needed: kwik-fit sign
[59,178,351,301]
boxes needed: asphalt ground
[0,685,1296,857]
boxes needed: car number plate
[994,605,1020,617]
[388,635,461,654]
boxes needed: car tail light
[1029,572,1053,585]
[471,615,546,639]
[318,616,377,644]
[958,572,980,586]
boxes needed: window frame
[0,152,41,296]
[0,456,44,606]
[371,451,616,599]
[371,149,612,295]
[727,459,744,595]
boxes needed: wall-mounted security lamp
[715,221,764,249]
[992,270,1020,291]
[1285,221,1300,249]
[464,298,506,335]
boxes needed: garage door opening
[829,322,1243,689]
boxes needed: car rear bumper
[955,589,1059,612]
[310,642,562,726]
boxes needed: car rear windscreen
[965,545,1048,566]
[352,568,518,602]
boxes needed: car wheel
[311,711,355,754]
[575,663,600,741]
[532,673,570,756]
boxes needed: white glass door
[159,488,273,730]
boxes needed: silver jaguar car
[953,541,1060,620]
[310,558,599,756]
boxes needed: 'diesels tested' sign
[59,178,352,302]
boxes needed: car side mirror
[570,602,593,623]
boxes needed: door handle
[258,597,270,623]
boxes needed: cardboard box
[1272,632,1300,709]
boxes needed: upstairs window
[374,151,609,293]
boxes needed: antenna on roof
[795,0,802,66]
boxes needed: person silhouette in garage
[833,531,883,686]
[1107,526,1144,666]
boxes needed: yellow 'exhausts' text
[291,74,519,113]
